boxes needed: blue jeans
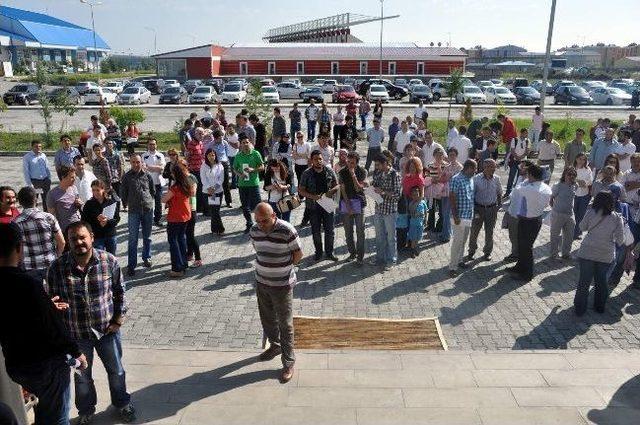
[269,202,291,222]
[307,120,317,141]
[374,213,397,265]
[439,196,451,242]
[94,236,117,256]
[239,186,262,228]
[76,331,130,416]
[127,209,152,270]
[574,258,611,315]
[360,113,368,130]
[573,195,591,238]
[506,163,519,195]
[290,122,301,138]
[7,356,71,425]
[167,221,188,272]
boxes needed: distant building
[482,45,528,59]
[614,56,640,70]
[555,49,602,68]
[0,5,110,76]
[152,43,466,79]
[582,44,640,69]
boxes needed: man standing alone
[23,140,52,211]
[250,203,303,383]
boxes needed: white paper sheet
[316,195,337,213]
[364,186,384,204]
[102,203,117,220]
[208,195,221,206]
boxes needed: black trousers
[31,178,51,212]
[514,216,542,280]
[221,161,232,206]
[186,211,201,261]
[333,125,344,149]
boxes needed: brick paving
[3,157,640,351]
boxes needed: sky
[4,0,638,55]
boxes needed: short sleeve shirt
[233,149,264,188]
[450,172,474,220]
[339,166,367,206]
[250,219,302,287]
[46,185,81,231]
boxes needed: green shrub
[108,106,146,130]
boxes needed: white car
[261,86,280,103]
[188,86,218,104]
[260,78,275,87]
[484,86,517,104]
[229,78,248,90]
[589,87,632,105]
[221,82,247,103]
[164,79,180,89]
[431,81,450,101]
[580,80,606,91]
[84,88,117,105]
[311,78,326,87]
[276,81,305,99]
[103,81,124,94]
[322,79,338,93]
[427,78,443,89]
[367,84,390,103]
[455,86,487,104]
[117,86,151,104]
[490,79,504,86]
[477,80,495,92]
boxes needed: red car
[332,85,361,103]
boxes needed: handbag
[277,194,301,213]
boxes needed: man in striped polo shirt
[250,202,303,383]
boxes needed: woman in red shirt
[162,162,196,278]
[124,121,140,155]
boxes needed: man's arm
[450,190,460,225]
[54,230,65,256]
[120,174,129,205]
[292,248,303,265]
[108,259,127,328]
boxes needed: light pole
[145,26,157,55]
[79,0,102,72]
[540,0,557,112]
[379,0,384,79]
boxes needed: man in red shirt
[0,187,19,224]
[498,114,517,145]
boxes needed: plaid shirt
[450,172,475,220]
[47,249,127,341]
[13,208,60,271]
[371,168,402,215]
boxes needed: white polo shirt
[142,150,167,186]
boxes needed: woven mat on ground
[293,316,447,350]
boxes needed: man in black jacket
[0,223,87,425]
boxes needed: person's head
[345,115,353,125]
[17,186,37,209]
[592,191,614,216]
[31,140,42,154]
[407,157,423,175]
[545,130,554,141]
[417,120,426,130]
[604,154,620,175]
[310,150,324,170]
[401,120,408,131]
[189,112,197,121]
[130,154,143,172]
[605,128,615,140]
[92,125,101,136]
[321,103,327,110]
[374,153,390,172]
[67,221,94,258]
[482,158,497,176]
[254,202,277,233]
[309,98,315,105]
[481,126,491,138]
[0,186,16,212]
[226,123,236,135]
[73,156,86,175]
[0,223,22,266]
[410,185,422,202]
[204,148,218,167]
[90,179,107,201]
[172,161,192,196]
[519,159,534,177]
[535,106,541,115]
[424,130,433,145]
[239,134,251,153]
[447,147,459,163]
[213,129,224,141]
[90,115,98,124]
[520,128,528,139]
[318,132,330,147]
[601,165,616,181]
[346,151,360,169]
[57,164,76,186]
[459,125,467,136]
[527,164,544,182]
[560,166,577,184]
[575,128,585,141]
[60,134,72,149]
[448,119,456,129]
[631,153,640,173]
[147,138,157,152]
[292,102,299,110]
[497,114,506,122]
[392,116,399,125]
[373,118,381,129]
[267,158,288,179]
[295,131,305,144]
[167,148,178,163]
[432,147,445,162]
[337,149,348,164]
[104,138,115,153]
[620,130,632,143]
[204,105,210,112]
[281,133,291,145]
[418,99,424,107]
[274,106,281,116]
[249,113,259,125]
[634,119,640,130]
[604,118,611,127]
[92,142,104,158]
[573,152,588,169]
[403,143,416,158]
[462,159,478,177]
[486,139,497,152]
[629,114,637,124]
[183,119,193,129]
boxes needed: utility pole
[540,0,556,112]
[80,0,102,72]
[379,0,384,79]
[145,27,157,55]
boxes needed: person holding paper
[448,159,477,277]
[201,149,226,235]
[298,150,340,261]
[81,180,120,255]
[233,134,265,234]
[339,151,368,266]
[264,159,293,222]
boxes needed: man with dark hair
[289,103,302,138]
[497,113,517,146]
[449,159,477,277]
[304,99,320,141]
[233,134,265,233]
[371,153,402,270]
[0,186,18,224]
[339,115,358,151]
[54,134,81,173]
[340,151,368,266]
[299,150,340,261]
[142,139,166,226]
[272,107,287,145]
[48,221,135,424]
[468,159,502,262]
[248,114,266,156]
[508,164,552,282]
[47,165,82,235]
[23,140,52,212]
[0,222,87,425]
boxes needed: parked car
[164,79,180,90]
[530,80,554,95]
[142,79,165,95]
[394,78,409,89]
[358,79,408,100]
[123,81,144,90]
[3,83,39,105]
[47,87,82,104]
[103,81,124,94]
[84,88,117,105]
[610,78,635,86]
[260,86,280,103]
[484,86,517,104]
[117,86,152,104]
[203,79,224,94]
[513,86,541,105]
[285,78,302,87]
[408,78,423,90]
[554,85,592,105]
[343,77,356,88]
[188,85,218,104]
[311,78,326,87]
[490,79,504,86]
[229,78,248,90]
[75,81,100,95]
[221,82,247,103]
[608,82,635,95]
[477,80,495,92]
[430,81,450,101]
[510,78,529,89]
[580,80,606,91]
[367,84,390,103]
[259,78,275,87]
[590,87,632,105]
[159,86,188,104]
[332,85,360,103]
[183,79,203,94]
[408,84,433,103]
[551,80,576,93]
[455,85,487,104]
[427,78,443,89]
[276,82,305,99]
[354,78,367,92]
[299,87,325,103]
[322,79,338,93]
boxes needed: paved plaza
[2,156,640,352]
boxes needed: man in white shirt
[507,164,552,282]
[446,120,459,146]
[311,132,335,168]
[531,106,544,152]
[365,119,385,173]
[393,121,414,168]
[622,154,640,234]
[72,156,96,203]
[142,139,167,226]
[448,125,472,164]
[420,131,445,167]
[86,115,107,137]
[616,130,636,173]
[505,128,530,196]
[413,100,428,123]
[537,130,562,184]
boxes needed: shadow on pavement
[587,374,640,424]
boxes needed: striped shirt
[250,219,302,288]
[13,208,60,271]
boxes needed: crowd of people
[2,99,640,423]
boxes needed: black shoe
[448,269,459,278]
[300,220,309,227]
[458,262,469,269]
[244,226,252,234]
[119,404,136,423]
[346,253,357,262]
[258,345,282,361]
[506,266,519,274]
[143,259,152,268]
[127,267,136,277]
[226,204,233,208]
[503,255,518,263]
[466,252,475,261]
[482,254,492,261]
[326,254,339,262]
[314,253,323,261]
[154,221,164,227]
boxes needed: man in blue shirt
[448,159,477,276]
[22,140,52,212]
[387,116,400,153]
[589,128,620,173]
[54,134,81,174]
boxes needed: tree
[445,68,464,124]
[244,80,273,136]
[34,61,55,147]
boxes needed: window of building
[360,61,368,75]
[268,62,276,75]
[417,62,425,75]
[331,62,339,75]
[157,59,186,79]
[240,62,248,75]
[297,61,304,75]
[388,61,396,75]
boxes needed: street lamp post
[540,0,557,112]
[79,0,102,72]
[145,27,157,55]
[379,0,384,79]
